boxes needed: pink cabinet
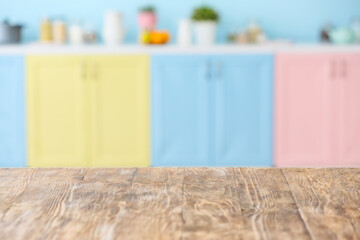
[275,54,360,167]
[339,55,360,166]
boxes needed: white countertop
[1,43,360,55]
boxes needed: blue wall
[1,0,359,43]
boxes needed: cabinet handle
[330,60,336,80]
[216,61,222,80]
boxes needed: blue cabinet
[151,56,211,166]
[152,54,273,167]
[0,56,25,167]
[213,55,273,166]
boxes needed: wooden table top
[0,168,359,240]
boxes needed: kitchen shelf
[0,43,360,55]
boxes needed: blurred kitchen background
[1,0,360,169]
[0,0,360,44]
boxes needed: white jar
[177,19,192,46]
[103,11,125,45]
[69,24,83,45]
[193,21,217,46]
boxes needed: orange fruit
[150,31,171,44]
[150,32,163,44]
[162,31,170,42]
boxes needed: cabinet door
[151,55,211,166]
[213,55,273,166]
[90,56,150,167]
[275,54,339,167]
[27,56,88,167]
[339,55,360,166]
[0,56,25,167]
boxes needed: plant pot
[138,12,157,30]
[193,21,217,46]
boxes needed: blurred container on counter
[103,11,125,45]
[330,27,356,45]
[0,20,23,44]
[320,24,333,43]
[191,6,219,46]
[247,21,266,43]
[68,21,84,45]
[228,21,267,44]
[83,24,98,44]
[138,6,157,45]
[53,20,67,44]
[320,17,360,45]
[138,6,170,45]
[40,18,52,43]
[138,6,157,30]
[351,17,360,43]
[177,19,192,46]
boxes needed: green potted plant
[191,6,219,45]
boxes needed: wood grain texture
[0,168,359,240]
[182,168,255,240]
[114,168,184,239]
[233,168,311,240]
[283,168,360,240]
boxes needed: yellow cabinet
[27,55,150,167]
[27,56,88,167]
[90,56,150,167]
